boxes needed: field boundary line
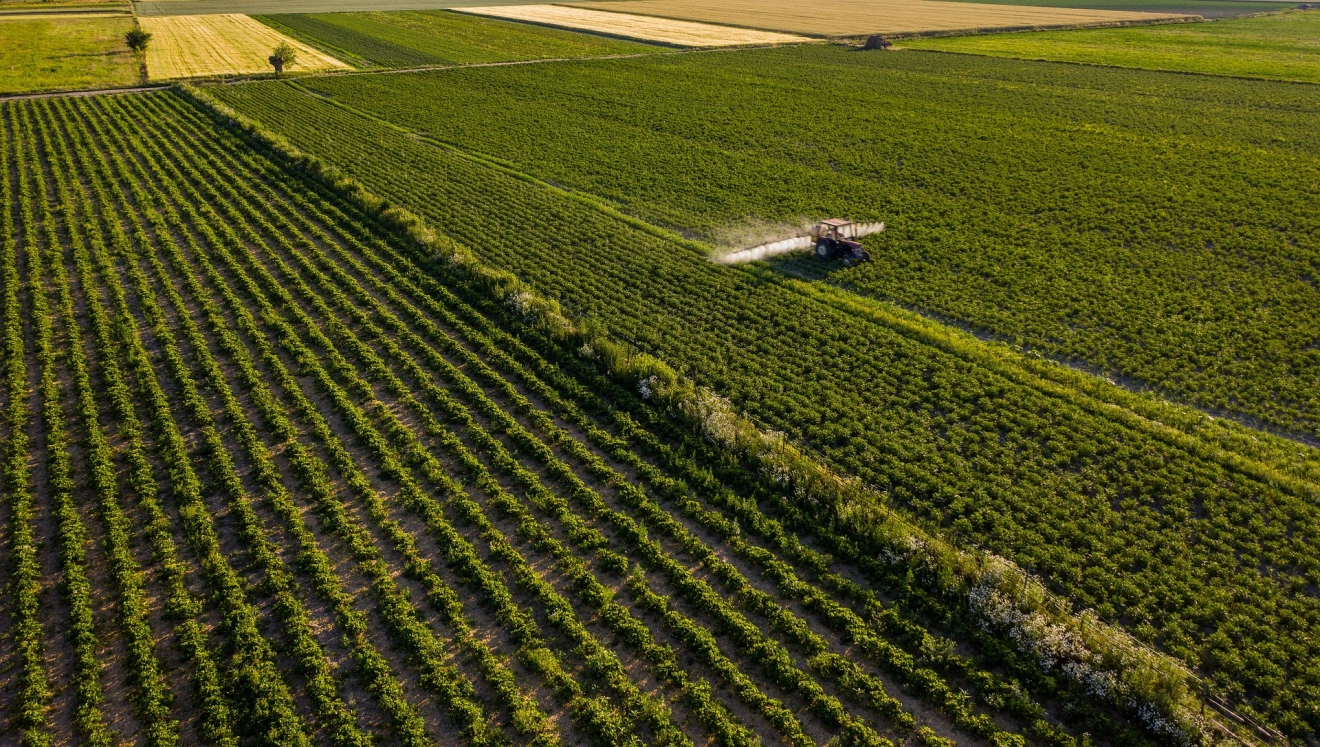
[281,77,1320,500]
[0,86,169,103]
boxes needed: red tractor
[812,219,873,265]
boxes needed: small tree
[125,28,152,54]
[268,42,298,75]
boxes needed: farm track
[0,87,1117,747]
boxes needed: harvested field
[138,13,348,79]
[569,0,1188,37]
[457,4,810,45]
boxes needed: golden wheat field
[458,4,810,46]
[568,0,1187,37]
[139,14,348,79]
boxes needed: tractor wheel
[842,258,854,267]
[815,241,829,258]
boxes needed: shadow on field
[760,251,849,282]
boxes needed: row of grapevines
[76,93,442,747]
[38,98,313,747]
[21,101,116,747]
[29,97,230,747]
[2,102,53,747]
[117,92,660,747]
[52,95,378,747]
[25,100,234,747]
[66,94,500,746]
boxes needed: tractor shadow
[761,252,849,283]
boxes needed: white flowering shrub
[506,290,538,320]
[638,374,659,399]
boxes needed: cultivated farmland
[211,45,1320,738]
[257,10,656,69]
[138,14,348,79]
[2,87,1191,747]
[456,5,810,46]
[567,0,1185,37]
[0,15,138,94]
[3,1,1318,745]
[938,0,1294,17]
[906,9,1320,82]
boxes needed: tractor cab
[811,218,872,265]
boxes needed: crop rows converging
[210,65,1320,739]
[0,91,1118,747]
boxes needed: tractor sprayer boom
[717,219,884,265]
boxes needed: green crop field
[256,10,656,69]
[209,46,1320,739]
[3,2,1318,745]
[906,10,1320,82]
[0,15,139,95]
[244,46,1320,443]
[3,87,1202,747]
[940,0,1296,18]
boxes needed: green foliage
[125,27,152,53]
[279,45,1320,441]
[937,0,1295,17]
[3,98,54,747]
[270,40,298,73]
[907,11,1320,83]
[12,65,1308,747]
[255,10,654,69]
[211,48,1320,739]
[0,17,139,95]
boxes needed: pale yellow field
[568,0,1187,37]
[458,4,809,46]
[139,13,348,79]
